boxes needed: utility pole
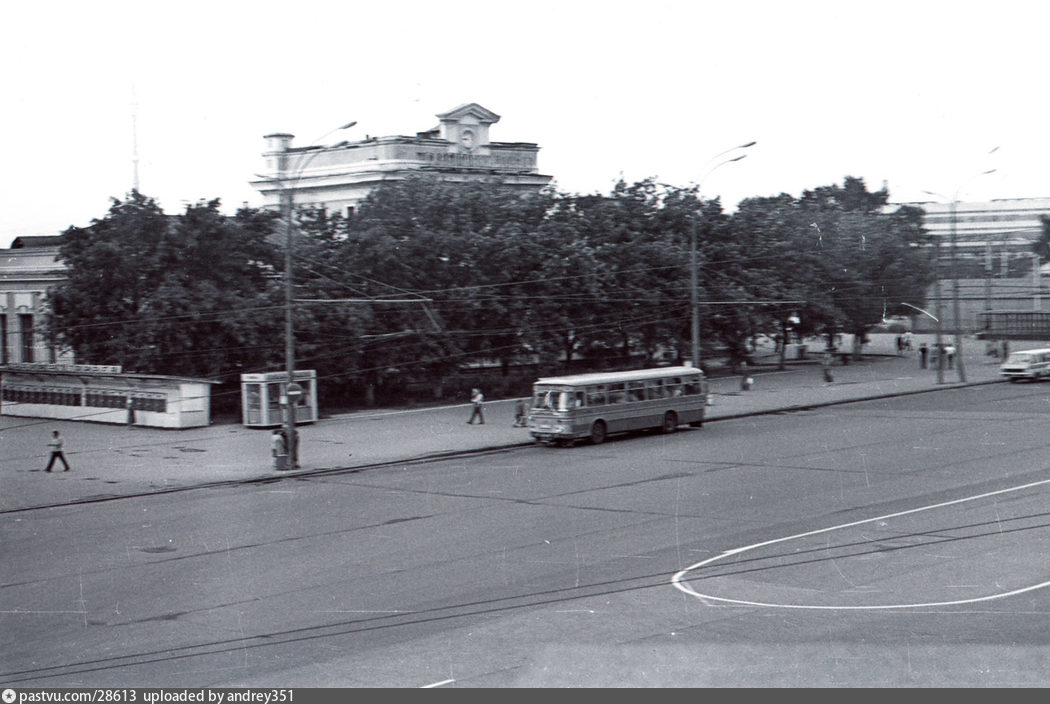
[690,141,756,368]
[690,215,700,368]
[924,161,996,384]
[270,120,358,469]
[934,234,945,384]
[949,199,966,382]
[282,180,299,468]
[984,241,992,315]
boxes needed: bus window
[533,387,554,409]
[683,376,702,395]
[646,379,667,399]
[627,381,644,402]
[587,385,607,406]
[608,383,627,404]
[534,389,576,411]
[574,391,585,408]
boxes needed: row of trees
[44,175,935,409]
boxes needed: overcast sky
[2,0,1046,248]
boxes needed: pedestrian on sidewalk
[919,343,928,369]
[271,429,288,471]
[740,361,754,391]
[513,398,528,427]
[467,387,485,424]
[126,395,135,427]
[945,344,956,370]
[44,430,70,472]
[821,349,834,383]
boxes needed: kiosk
[241,370,317,428]
[0,363,219,429]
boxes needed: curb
[3,375,1007,515]
[705,377,1005,421]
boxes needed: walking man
[513,398,528,427]
[821,349,834,383]
[467,387,485,424]
[44,430,70,472]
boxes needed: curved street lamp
[258,120,358,468]
[690,141,756,369]
[923,165,997,385]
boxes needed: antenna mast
[131,84,140,192]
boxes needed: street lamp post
[924,166,995,385]
[948,198,967,383]
[690,141,756,368]
[933,234,945,383]
[273,120,357,468]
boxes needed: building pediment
[435,103,501,125]
[435,103,502,152]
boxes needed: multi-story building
[899,196,1050,271]
[887,197,1050,333]
[0,235,74,364]
[249,103,552,218]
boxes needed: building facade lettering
[416,151,536,170]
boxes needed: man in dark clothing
[45,430,70,472]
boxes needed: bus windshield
[533,387,574,412]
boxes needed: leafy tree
[46,192,285,379]
[592,180,696,366]
[731,179,933,364]
[42,174,940,412]
[294,175,556,400]
[524,193,605,369]
[799,179,932,356]
[727,193,817,369]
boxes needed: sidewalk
[0,333,1026,512]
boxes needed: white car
[999,348,1050,382]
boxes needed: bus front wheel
[590,420,607,445]
[662,411,678,434]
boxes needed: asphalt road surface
[3,382,1049,687]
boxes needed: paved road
[0,333,1031,513]
[4,379,1049,686]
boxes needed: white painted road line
[672,478,1050,610]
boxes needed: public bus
[527,366,708,446]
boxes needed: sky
[2,0,1048,248]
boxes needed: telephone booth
[241,370,317,428]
